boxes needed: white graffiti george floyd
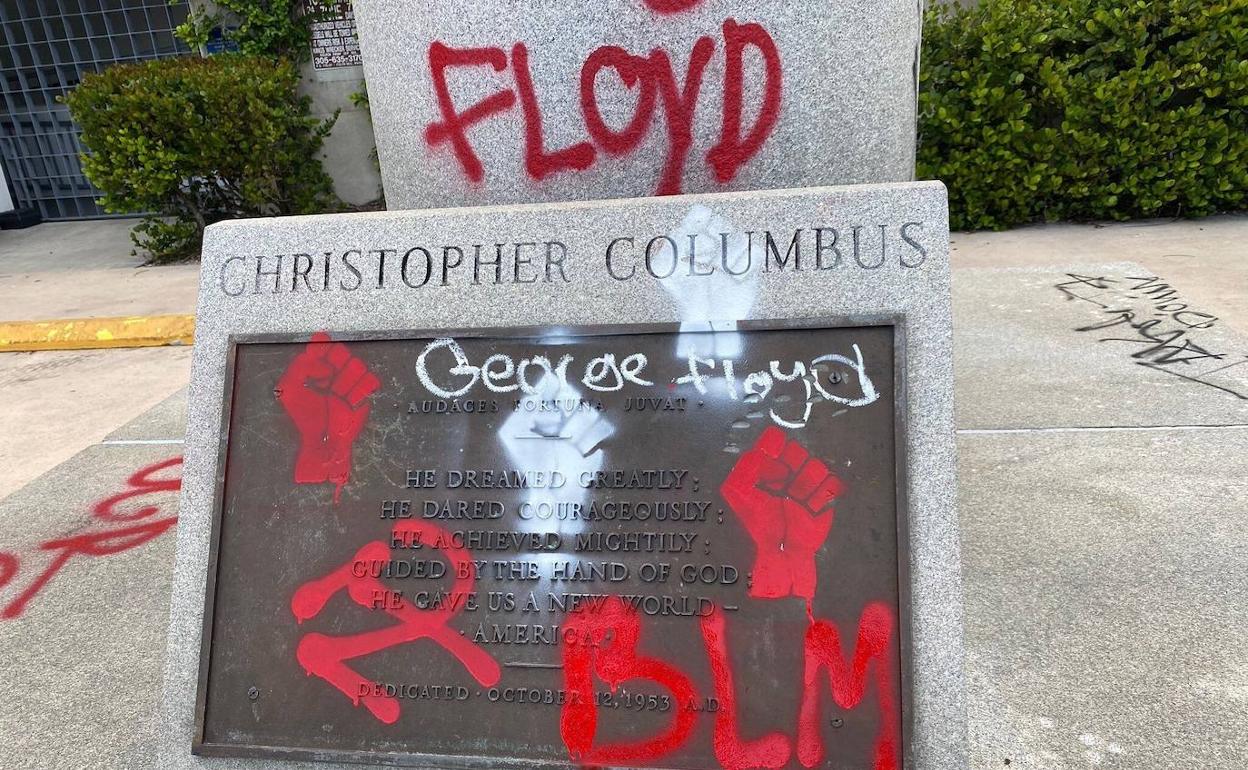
[414,337,878,429]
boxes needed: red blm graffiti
[559,599,899,769]
[721,426,845,600]
[700,606,792,769]
[290,520,501,724]
[0,456,182,620]
[424,18,782,195]
[561,596,699,763]
[277,332,381,502]
[798,602,899,770]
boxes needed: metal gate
[0,0,190,220]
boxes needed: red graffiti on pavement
[700,606,792,770]
[561,596,698,764]
[290,520,500,724]
[0,456,182,620]
[798,602,899,770]
[721,426,845,600]
[424,19,782,194]
[277,332,380,502]
[92,456,183,521]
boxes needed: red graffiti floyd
[290,520,501,724]
[424,18,782,195]
[721,426,845,600]
[277,332,380,502]
[0,457,182,620]
[425,43,516,183]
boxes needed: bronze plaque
[195,321,908,769]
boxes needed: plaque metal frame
[192,315,914,769]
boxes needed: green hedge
[918,0,1248,231]
[65,55,336,262]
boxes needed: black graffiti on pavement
[1055,273,1248,401]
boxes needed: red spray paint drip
[0,456,182,620]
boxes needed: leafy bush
[64,55,337,261]
[170,0,323,61]
[918,0,1248,230]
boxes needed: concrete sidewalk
[0,214,1245,769]
[0,219,199,321]
[948,214,1248,768]
[0,220,194,498]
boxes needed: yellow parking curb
[0,314,195,352]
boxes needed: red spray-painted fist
[720,427,844,600]
[277,332,380,501]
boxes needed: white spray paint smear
[658,204,760,359]
[498,372,615,575]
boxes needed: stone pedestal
[352,0,921,209]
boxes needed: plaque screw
[248,687,259,701]
[272,387,283,398]
[831,718,844,729]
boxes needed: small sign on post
[310,1,362,70]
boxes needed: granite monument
[160,182,967,769]
[351,0,923,209]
